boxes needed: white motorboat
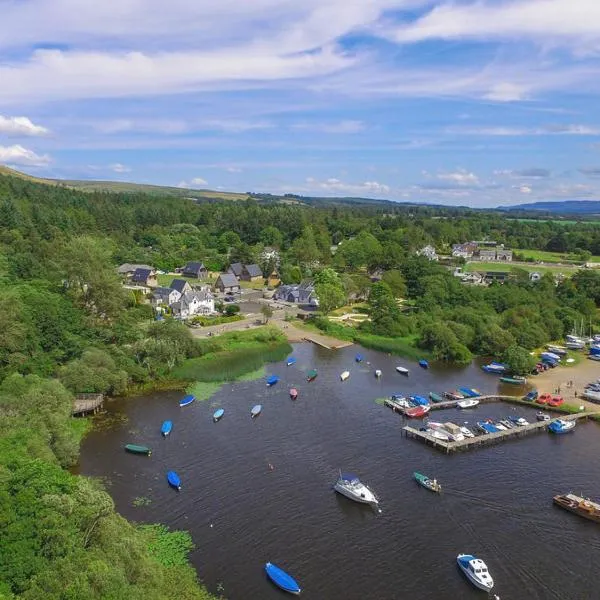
[396,366,409,375]
[459,426,475,438]
[457,554,494,592]
[536,412,551,421]
[457,399,479,409]
[428,422,465,442]
[495,422,508,431]
[374,369,382,378]
[425,429,450,441]
[340,370,350,381]
[498,419,514,429]
[334,472,379,508]
[509,416,529,426]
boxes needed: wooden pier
[384,394,517,416]
[72,393,104,416]
[402,412,598,453]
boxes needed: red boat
[405,405,431,418]
[289,388,298,400]
[537,393,552,405]
[548,395,564,407]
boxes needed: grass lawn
[464,261,580,276]
[513,248,600,264]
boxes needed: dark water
[79,344,600,600]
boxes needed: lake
[79,343,600,600]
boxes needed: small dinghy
[161,421,172,437]
[500,376,527,385]
[213,408,224,422]
[286,356,296,366]
[457,399,479,409]
[251,404,262,418]
[264,562,301,595]
[266,375,279,387]
[396,366,409,376]
[536,411,551,421]
[405,405,430,418]
[306,369,318,382]
[457,554,494,592]
[374,369,382,378]
[289,388,298,400]
[355,353,364,363]
[167,470,181,491]
[419,359,429,369]
[179,394,195,407]
[414,472,441,493]
[125,444,152,456]
[429,392,443,403]
[508,415,529,426]
[340,370,350,381]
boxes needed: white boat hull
[396,366,409,375]
[457,399,479,409]
[334,482,378,507]
[457,555,494,592]
[340,371,350,381]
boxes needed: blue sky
[1,0,600,206]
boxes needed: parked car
[536,393,552,405]
[548,395,564,407]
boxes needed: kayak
[264,562,301,595]
[414,471,442,493]
[125,444,152,456]
[500,376,527,385]
[266,375,279,386]
[161,421,172,436]
[213,408,224,422]
[251,404,262,418]
[167,470,181,490]
[179,394,195,407]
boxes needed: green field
[513,248,600,264]
[464,261,580,276]
[510,218,600,226]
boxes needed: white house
[417,245,438,261]
[151,287,182,307]
[172,290,215,318]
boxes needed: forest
[2,169,600,598]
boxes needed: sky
[2,0,600,207]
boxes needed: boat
[374,369,382,378]
[458,387,479,398]
[470,388,482,396]
[405,405,430,418]
[333,471,379,508]
[264,562,301,595]
[548,419,576,434]
[179,394,195,407]
[541,351,561,362]
[459,425,475,438]
[414,472,441,493]
[498,419,514,429]
[589,355,600,362]
[429,392,443,403]
[508,415,529,426]
[548,395,564,407]
[355,353,364,363]
[286,356,296,366]
[457,399,479,409]
[524,390,538,401]
[289,388,298,400]
[476,421,500,434]
[441,422,465,441]
[266,375,279,386]
[500,376,527,385]
[425,428,450,441]
[213,408,224,422]
[536,393,552,405]
[553,493,600,523]
[340,370,350,381]
[547,344,568,355]
[385,396,412,411]
[494,422,508,431]
[161,420,172,436]
[419,359,429,369]
[167,470,181,490]
[457,554,494,592]
[306,369,318,382]
[124,444,152,456]
[409,395,429,406]
[396,366,409,375]
[251,404,262,418]
[444,391,464,401]
[536,412,551,421]
[482,362,506,374]
[566,340,586,350]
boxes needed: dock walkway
[72,393,104,416]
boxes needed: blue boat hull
[266,376,279,386]
[161,420,172,436]
[419,360,429,369]
[167,471,181,490]
[265,562,301,595]
[179,395,195,407]
[286,357,296,366]
[213,409,224,422]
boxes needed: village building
[215,273,241,294]
[228,262,244,279]
[151,287,181,307]
[130,267,158,287]
[241,264,263,282]
[117,263,155,277]
[171,290,215,318]
[182,261,208,279]
[474,248,497,261]
[170,279,192,295]
[451,242,478,259]
[274,279,319,306]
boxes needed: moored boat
[213,408,224,422]
[289,388,298,400]
[429,392,443,403]
[414,471,442,493]
[396,366,409,375]
[355,353,364,363]
[264,562,301,595]
[385,395,411,411]
[482,362,506,374]
[459,425,475,438]
[553,493,600,523]
[548,419,576,434]
[457,554,494,592]
[125,444,152,456]
[419,359,429,369]
[508,415,529,426]
[476,421,500,434]
[374,369,382,378]
[167,470,181,490]
[546,344,567,355]
[161,420,172,436]
[457,399,479,409]
[179,394,195,407]
[498,419,514,429]
[266,375,279,386]
[251,404,262,418]
[340,370,350,381]
[536,411,551,421]
[333,471,379,508]
[444,391,464,401]
[409,395,429,406]
[306,369,318,382]
[405,405,430,418]
[424,428,450,441]
[286,356,297,366]
[458,387,477,398]
[500,375,527,385]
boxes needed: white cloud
[226,166,242,173]
[0,115,49,136]
[94,119,188,134]
[434,170,479,185]
[177,177,208,188]
[110,163,131,173]
[447,124,600,136]
[304,176,390,195]
[203,120,274,133]
[0,144,51,166]
[495,168,551,179]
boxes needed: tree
[225,304,240,316]
[314,269,346,314]
[368,281,402,336]
[418,322,472,364]
[502,344,537,375]
[290,226,320,266]
[382,270,407,298]
[261,304,274,323]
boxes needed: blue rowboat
[265,562,301,595]
[286,356,296,366]
[161,420,172,436]
[213,408,224,422]
[355,353,364,363]
[167,470,181,490]
[419,359,429,369]
[409,395,429,406]
[179,395,195,407]
[458,387,477,398]
[251,404,262,418]
[429,392,443,403]
[266,375,279,387]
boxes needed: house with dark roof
[151,287,182,307]
[215,273,241,294]
[274,279,318,306]
[228,262,243,279]
[117,263,155,277]
[182,262,208,279]
[172,290,215,317]
[131,267,158,287]
[241,264,263,282]
[170,279,192,295]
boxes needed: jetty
[385,395,517,416]
[276,321,353,350]
[72,393,104,416]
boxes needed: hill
[501,200,600,215]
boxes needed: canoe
[251,404,262,418]
[355,353,364,363]
[266,375,279,386]
[374,369,382,378]
[161,420,172,436]
[179,394,195,407]
[414,471,442,493]
[429,392,443,403]
[340,370,350,381]
[264,562,301,595]
[213,408,224,422]
[125,444,152,456]
[167,470,181,490]
[500,376,526,385]
[396,366,409,375]
[289,388,298,400]
[286,357,296,366]
[419,359,429,369]
[307,369,318,382]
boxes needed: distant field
[511,218,600,226]
[464,261,581,276]
[512,248,600,263]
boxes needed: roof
[117,263,154,274]
[183,261,206,274]
[228,262,243,276]
[131,268,153,282]
[170,279,190,293]
[153,286,176,297]
[217,273,239,288]
[244,264,263,278]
